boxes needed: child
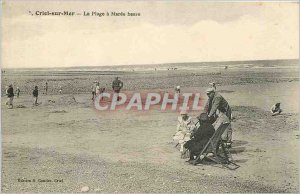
[16,87,20,98]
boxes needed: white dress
[173,116,195,145]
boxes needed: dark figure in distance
[33,86,39,105]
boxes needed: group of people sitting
[173,85,283,164]
[173,86,233,163]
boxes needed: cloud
[2,2,299,68]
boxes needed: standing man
[204,87,232,144]
[91,82,97,100]
[112,77,123,101]
[95,82,101,96]
[6,84,14,109]
[33,86,39,105]
[45,82,48,95]
[16,87,20,98]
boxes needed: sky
[2,1,299,68]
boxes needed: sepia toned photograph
[1,0,299,193]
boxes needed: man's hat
[206,87,215,94]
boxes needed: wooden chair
[193,122,240,170]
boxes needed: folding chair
[193,122,240,170]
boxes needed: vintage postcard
[1,0,299,193]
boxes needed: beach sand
[1,66,299,192]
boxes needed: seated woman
[173,110,195,154]
[184,113,215,162]
[270,103,282,116]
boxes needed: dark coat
[205,92,232,120]
[184,121,215,156]
[112,80,123,91]
[33,89,38,97]
[7,87,14,97]
[193,122,215,142]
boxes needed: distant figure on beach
[175,85,181,93]
[59,86,62,94]
[99,87,105,98]
[91,82,97,100]
[173,110,195,156]
[204,87,232,145]
[209,82,216,91]
[270,103,282,116]
[95,82,101,96]
[45,82,48,95]
[6,84,14,109]
[112,77,123,101]
[33,86,39,105]
[16,87,20,98]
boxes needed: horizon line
[2,58,299,70]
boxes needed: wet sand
[1,67,299,192]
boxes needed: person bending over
[270,103,282,116]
